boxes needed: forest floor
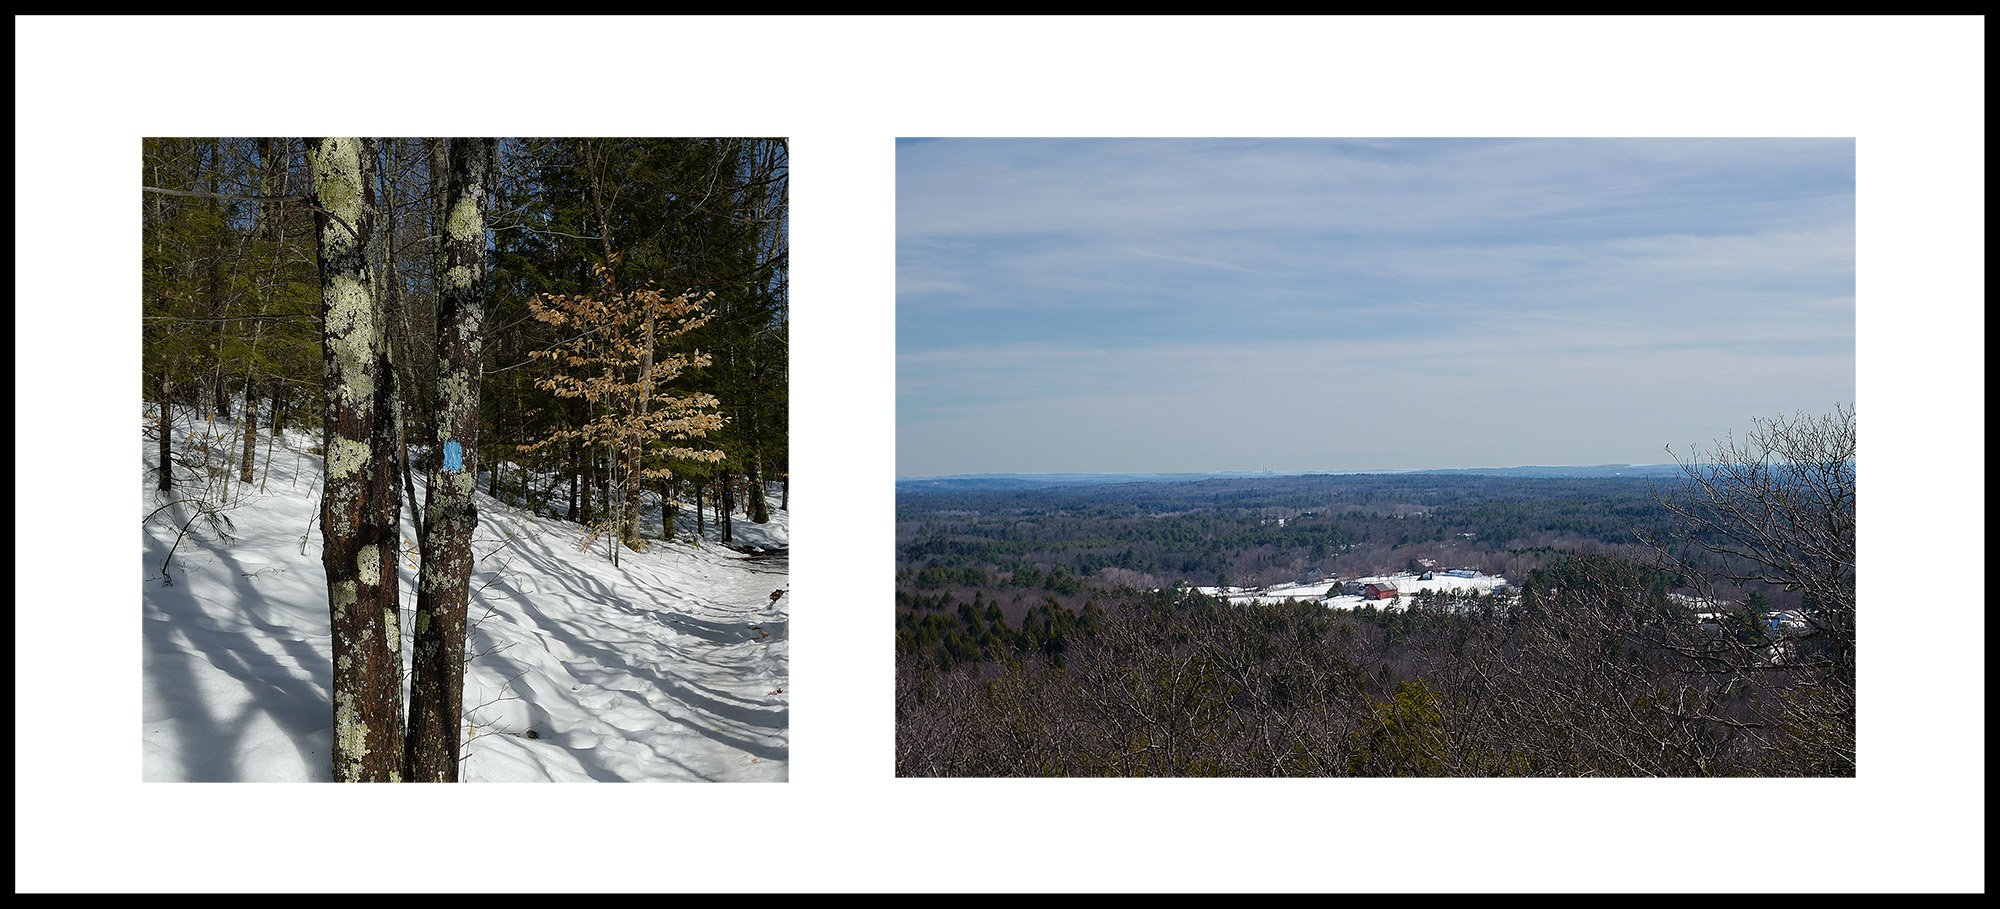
[140,408,788,782]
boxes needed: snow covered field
[1197,570,1507,611]
[141,411,788,782]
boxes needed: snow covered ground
[1196,570,1507,611]
[141,410,787,782]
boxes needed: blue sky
[897,138,1855,477]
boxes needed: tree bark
[566,436,581,523]
[309,137,405,782]
[579,436,594,523]
[206,140,231,423]
[659,476,675,542]
[720,468,734,544]
[238,376,258,484]
[255,137,281,243]
[745,420,769,524]
[360,139,407,723]
[157,373,173,492]
[597,448,612,525]
[405,138,493,783]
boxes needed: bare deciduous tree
[1653,404,1856,773]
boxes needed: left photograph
[142,138,789,782]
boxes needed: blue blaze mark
[443,440,463,472]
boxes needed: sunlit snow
[1195,569,1507,611]
[141,408,788,782]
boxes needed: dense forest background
[896,420,1857,778]
[143,137,787,544]
[896,472,1800,624]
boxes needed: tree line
[898,472,1692,601]
[897,409,1856,776]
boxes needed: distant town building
[1446,568,1478,578]
[1363,581,1400,601]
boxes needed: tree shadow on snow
[143,497,333,781]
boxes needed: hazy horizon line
[896,462,1685,481]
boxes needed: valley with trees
[896,409,1856,777]
[141,137,789,782]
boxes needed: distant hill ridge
[897,464,1688,491]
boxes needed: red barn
[1363,582,1400,601]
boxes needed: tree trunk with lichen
[309,137,405,782]
[404,138,493,782]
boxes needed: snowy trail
[141,411,788,782]
[457,509,790,782]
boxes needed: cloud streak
[898,138,1855,476]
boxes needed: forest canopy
[143,137,788,547]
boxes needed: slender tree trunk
[401,429,422,540]
[206,140,231,424]
[780,473,788,511]
[149,149,175,496]
[406,138,493,783]
[580,436,595,524]
[255,137,280,242]
[566,436,581,523]
[361,138,406,705]
[513,384,527,507]
[309,137,405,782]
[720,469,734,544]
[578,452,592,524]
[375,140,427,542]
[260,385,281,494]
[238,376,258,484]
[597,448,612,525]
[743,277,770,526]
[579,140,656,552]
[745,416,769,524]
[659,476,675,542]
[694,479,704,537]
[213,372,231,421]
[157,373,173,492]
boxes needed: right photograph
[895,137,1856,777]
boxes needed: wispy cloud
[898,138,1855,476]
[1120,246,1261,274]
